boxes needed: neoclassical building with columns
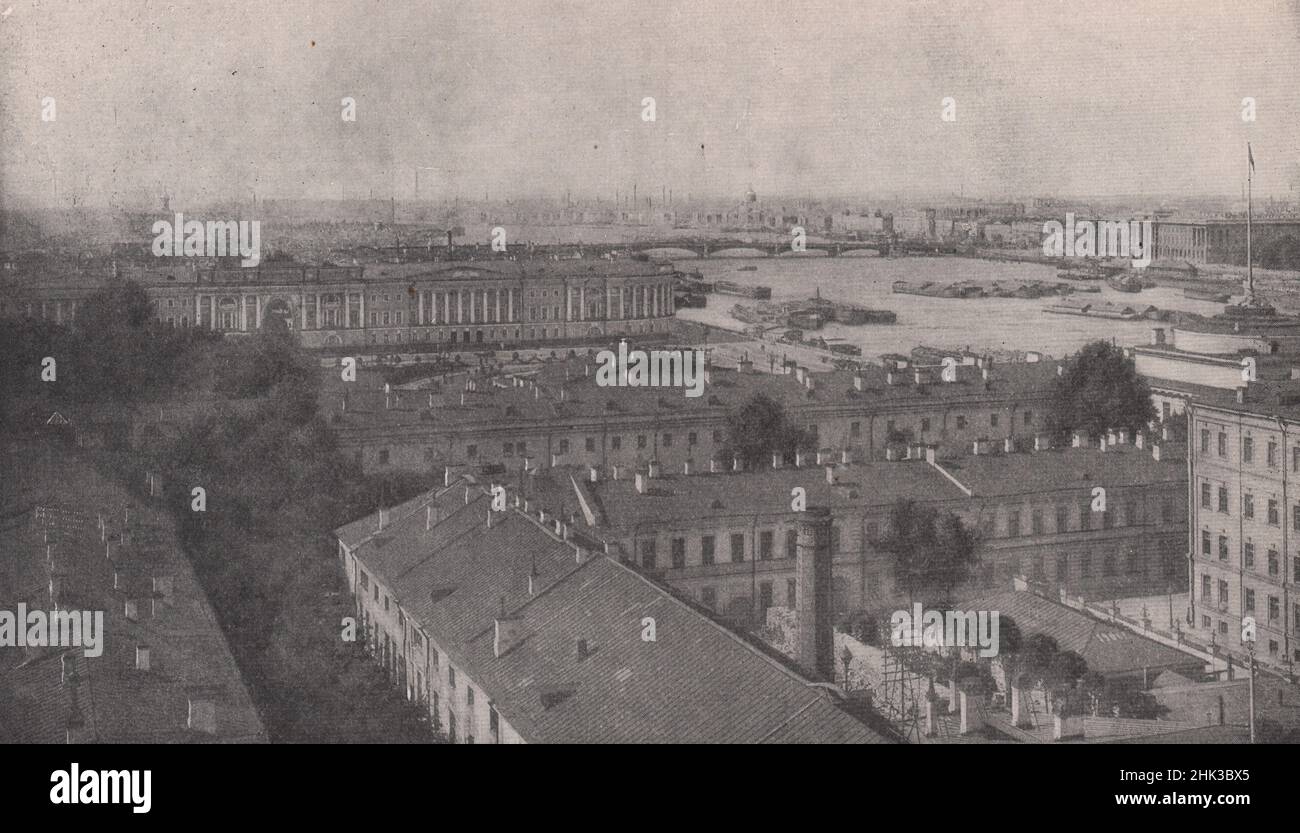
[0,258,679,349]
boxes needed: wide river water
[672,254,1236,360]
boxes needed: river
[673,254,1236,359]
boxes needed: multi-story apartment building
[0,258,679,349]
[1187,392,1300,672]
[334,480,893,744]
[1154,219,1300,265]
[328,354,1062,474]
[520,437,1187,624]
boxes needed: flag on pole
[1249,143,1255,173]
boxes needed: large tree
[878,499,979,606]
[723,393,814,468]
[1048,340,1155,440]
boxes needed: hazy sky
[3,0,1300,208]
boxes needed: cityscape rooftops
[335,490,895,744]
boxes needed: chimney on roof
[853,372,868,392]
[635,472,647,494]
[816,449,830,466]
[494,612,523,658]
[152,576,174,607]
[611,464,621,480]
[135,644,151,672]
[925,446,937,464]
[1151,327,1166,346]
[1072,431,1087,448]
[1034,434,1052,452]
[589,465,600,483]
[464,487,471,505]
[1135,432,1145,449]
[738,355,753,374]
[487,508,494,529]
[377,507,389,531]
[647,459,661,479]
[551,453,560,468]
[841,448,852,465]
[913,368,926,386]
[981,366,991,382]
[795,449,808,468]
[795,366,807,384]
[1057,363,1065,377]
[575,638,591,661]
[187,698,217,735]
[683,458,694,475]
[805,374,815,392]
[886,446,901,461]
[772,451,783,470]
[825,465,836,485]
[972,438,991,455]
[528,571,537,596]
[1152,443,1162,461]
[1003,437,1016,453]
[125,599,138,621]
[1099,437,1108,453]
[795,506,835,682]
[709,457,721,474]
[732,454,743,472]
[444,466,453,487]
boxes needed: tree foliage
[1048,340,1155,440]
[878,499,980,606]
[723,393,815,468]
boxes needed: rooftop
[336,489,895,744]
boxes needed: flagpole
[1247,143,1254,302]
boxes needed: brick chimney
[494,612,523,658]
[795,507,835,682]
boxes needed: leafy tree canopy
[1048,340,1155,440]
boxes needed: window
[1218,580,1229,605]
[1056,554,1068,580]
[688,432,698,446]
[490,707,500,739]
[920,417,931,432]
[448,667,456,689]
[1218,432,1227,457]
[1269,500,1280,526]
[585,437,596,452]
[1024,410,1033,426]
[1245,588,1256,612]
[990,414,999,427]
[611,436,621,450]
[378,449,390,466]
[759,581,773,610]
[701,535,715,565]
[671,537,686,569]
[1031,510,1044,535]
[730,533,745,563]
[1161,498,1173,524]
[1269,549,1280,576]
[712,430,722,443]
[1103,554,1116,576]
[785,529,797,559]
[467,444,478,459]
[639,539,657,569]
[851,421,861,438]
[1219,535,1228,560]
[759,530,774,560]
[788,578,798,605]
[1079,502,1091,530]
[1245,542,1255,568]
[1201,575,1211,599]
[1243,436,1253,463]
[956,415,967,429]
[1200,429,1210,453]
[1218,486,1228,514]
[637,435,647,449]
[1268,441,1278,467]
[558,439,569,454]
[1006,511,1020,538]
[1270,596,1280,622]
[467,687,475,706]
[1056,505,1069,533]
[1201,529,1211,556]
[1244,493,1254,519]
[1201,483,1211,509]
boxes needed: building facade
[0,259,679,349]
